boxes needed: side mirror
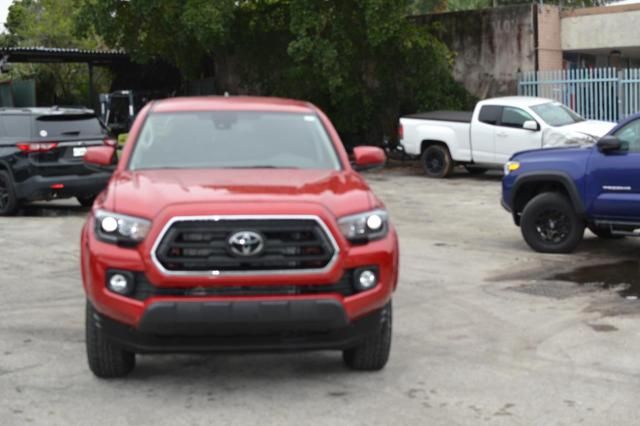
[84,146,116,167]
[596,135,622,153]
[353,146,386,171]
[522,120,539,131]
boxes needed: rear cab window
[478,105,501,125]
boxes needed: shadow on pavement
[15,201,90,218]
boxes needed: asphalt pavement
[1,165,639,425]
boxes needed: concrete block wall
[413,5,536,99]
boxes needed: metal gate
[518,68,640,122]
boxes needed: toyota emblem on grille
[227,231,264,256]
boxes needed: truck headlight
[504,161,520,175]
[95,209,151,245]
[338,209,389,243]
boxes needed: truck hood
[107,169,374,219]
[562,119,616,137]
[542,120,616,147]
[512,146,592,173]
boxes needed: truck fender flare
[511,171,585,215]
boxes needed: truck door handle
[496,131,507,137]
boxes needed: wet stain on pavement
[587,323,618,332]
[550,260,640,298]
[498,260,640,301]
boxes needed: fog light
[354,268,378,292]
[108,273,130,295]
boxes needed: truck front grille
[154,217,338,274]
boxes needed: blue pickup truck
[502,113,640,253]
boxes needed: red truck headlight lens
[95,209,151,245]
[338,209,389,243]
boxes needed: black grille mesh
[155,218,336,272]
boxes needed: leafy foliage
[77,0,474,144]
[2,0,111,106]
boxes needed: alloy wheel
[535,209,571,243]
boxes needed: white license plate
[73,147,88,157]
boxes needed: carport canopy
[0,46,130,108]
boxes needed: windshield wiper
[224,166,299,169]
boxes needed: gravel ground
[1,164,640,426]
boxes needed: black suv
[0,107,114,215]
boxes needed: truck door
[494,106,542,164]
[472,105,501,164]
[587,118,640,221]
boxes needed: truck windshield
[531,102,584,127]
[129,111,341,170]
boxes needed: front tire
[520,192,584,253]
[343,302,392,371]
[86,302,135,378]
[0,171,18,216]
[421,144,453,178]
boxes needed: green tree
[76,0,237,79]
[2,0,111,106]
[285,0,473,141]
[78,0,474,144]
[406,0,449,14]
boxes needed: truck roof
[151,96,315,114]
[479,96,554,108]
[0,106,95,115]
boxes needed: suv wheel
[421,145,453,178]
[77,195,96,207]
[520,192,585,253]
[86,302,135,378]
[343,302,392,371]
[0,171,18,216]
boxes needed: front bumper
[81,212,399,330]
[501,197,512,213]
[15,172,111,202]
[91,301,386,353]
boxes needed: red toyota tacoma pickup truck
[81,96,399,378]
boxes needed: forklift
[99,90,168,136]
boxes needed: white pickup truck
[398,96,615,178]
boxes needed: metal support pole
[618,69,625,121]
[88,62,95,110]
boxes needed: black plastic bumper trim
[14,172,111,201]
[137,299,348,335]
[93,302,384,353]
